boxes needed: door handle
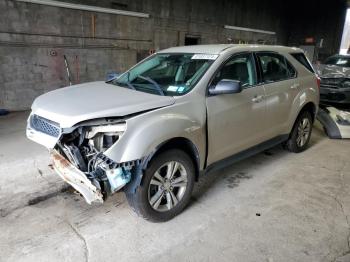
[252,95,264,103]
[290,83,300,89]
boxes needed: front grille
[320,77,343,88]
[30,115,60,137]
[320,92,346,102]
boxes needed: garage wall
[0,0,150,110]
[0,0,345,110]
[286,0,347,62]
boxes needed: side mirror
[209,79,242,96]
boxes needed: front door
[206,53,267,165]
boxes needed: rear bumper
[51,150,104,204]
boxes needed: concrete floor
[1,112,350,262]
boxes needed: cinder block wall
[0,0,344,110]
[0,0,150,110]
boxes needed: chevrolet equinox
[27,45,320,222]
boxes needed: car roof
[158,44,303,55]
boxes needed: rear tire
[125,149,195,222]
[285,111,313,153]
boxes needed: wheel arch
[288,101,317,136]
[124,137,201,196]
[143,137,201,181]
[299,102,317,122]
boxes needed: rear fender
[285,82,319,133]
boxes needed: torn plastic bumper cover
[317,106,350,139]
[51,150,104,204]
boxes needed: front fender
[104,100,206,169]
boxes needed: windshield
[324,56,350,67]
[111,53,216,96]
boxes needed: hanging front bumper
[51,150,104,204]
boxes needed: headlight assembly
[86,123,126,152]
[342,80,350,88]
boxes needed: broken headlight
[86,123,126,152]
[341,80,350,88]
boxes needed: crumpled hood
[315,64,350,78]
[32,81,175,128]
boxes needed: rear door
[255,52,298,137]
[206,53,268,165]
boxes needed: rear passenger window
[257,53,296,82]
[291,53,315,73]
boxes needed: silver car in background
[314,54,350,106]
[27,45,319,222]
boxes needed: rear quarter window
[291,53,315,73]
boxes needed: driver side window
[212,53,257,88]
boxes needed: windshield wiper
[111,80,136,90]
[124,72,136,90]
[111,71,136,90]
[125,82,136,90]
[135,75,164,96]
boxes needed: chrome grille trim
[320,77,343,89]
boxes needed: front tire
[285,111,313,153]
[126,149,195,222]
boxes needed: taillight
[316,76,321,90]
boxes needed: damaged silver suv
[27,45,319,222]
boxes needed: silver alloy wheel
[296,117,311,147]
[148,161,188,212]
